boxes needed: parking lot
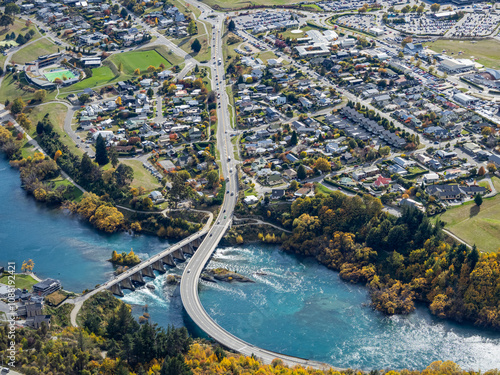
[317,0,378,12]
[336,14,378,34]
[448,13,500,37]
[391,14,457,35]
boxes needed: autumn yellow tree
[21,259,35,272]
[315,157,331,173]
[130,221,142,232]
[115,96,122,106]
[54,149,62,162]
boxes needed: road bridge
[178,1,338,370]
[68,213,212,326]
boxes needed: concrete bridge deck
[68,212,213,326]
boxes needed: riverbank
[0,156,171,292]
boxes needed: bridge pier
[131,272,145,285]
[120,277,135,291]
[172,249,186,261]
[192,237,202,248]
[162,254,176,267]
[109,283,124,297]
[141,265,156,279]
[152,260,166,273]
[182,243,194,255]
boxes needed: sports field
[108,50,171,75]
[438,178,500,253]
[44,69,76,82]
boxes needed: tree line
[278,192,499,329]
[1,290,499,374]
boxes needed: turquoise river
[1,157,499,370]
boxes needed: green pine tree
[95,134,109,166]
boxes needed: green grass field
[172,32,211,63]
[438,189,500,253]
[27,103,83,157]
[0,72,57,103]
[61,66,116,93]
[424,39,500,70]
[0,273,38,290]
[0,19,40,67]
[49,177,83,201]
[11,38,59,65]
[254,51,280,63]
[44,69,76,82]
[108,50,171,75]
[121,159,161,191]
[0,40,18,47]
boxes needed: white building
[453,92,478,106]
[440,58,476,74]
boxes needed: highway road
[177,2,336,370]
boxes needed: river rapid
[1,157,499,370]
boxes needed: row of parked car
[142,161,163,182]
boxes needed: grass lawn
[315,182,332,195]
[173,33,211,63]
[244,187,257,196]
[223,33,243,70]
[142,44,185,67]
[0,72,57,103]
[20,141,36,158]
[0,19,41,67]
[424,39,500,70]
[108,50,171,75]
[408,166,426,174]
[60,66,117,93]
[478,180,490,189]
[121,159,161,191]
[254,51,279,63]
[11,38,59,65]
[49,176,83,201]
[0,19,40,41]
[27,103,83,157]
[0,273,38,290]
[438,194,500,253]
[492,176,500,192]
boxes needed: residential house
[271,189,285,200]
[282,169,297,180]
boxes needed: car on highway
[187,269,191,273]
